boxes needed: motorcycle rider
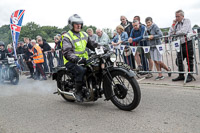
[0,41,9,61]
[0,41,9,81]
[61,14,98,102]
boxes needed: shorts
[150,48,162,61]
[136,47,151,59]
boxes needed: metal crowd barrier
[196,33,200,64]
[17,49,64,74]
[109,33,199,84]
[16,33,199,84]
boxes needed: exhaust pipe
[57,88,76,100]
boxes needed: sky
[0,0,200,31]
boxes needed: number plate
[95,47,104,55]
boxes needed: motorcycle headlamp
[110,53,117,63]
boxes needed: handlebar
[86,49,114,65]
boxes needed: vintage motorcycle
[52,47,141,111]
[0,56,19,85]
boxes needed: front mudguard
[102,66,136,100]
[105,66,136,78]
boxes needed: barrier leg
[184,72,188,84]
[192,37,198,75]
[198,37,200,64]
[169,38,175,71]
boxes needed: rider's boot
[74,82,83,102]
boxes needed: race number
[95,47,104,55]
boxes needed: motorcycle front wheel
[104,70,141,111]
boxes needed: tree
[62,25,70,32]
[0,22,99,45]
[19,22,41,41]
[40,26,62,42]
[160,27,170,36]
[0,25,12,45]
[102,28,112,39]
[193,24,199,29]
[82,25,97,33]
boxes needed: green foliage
[62,25,70,32]
[102,28,112,39]
[82,25,97,33]
[0,25,12,45]
[0,22,100,45]
[193,24,199,29]
[1,22,199,46]
[20,22,41,40]
[160,27,170,35]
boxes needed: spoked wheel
[57,71,75,102]
[10,67,19,85]
[109,71,141,111]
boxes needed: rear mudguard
[102,66,136,100]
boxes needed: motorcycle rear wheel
[57,71,75,102]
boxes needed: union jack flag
[10,10,25,68]
[10,10,25,47]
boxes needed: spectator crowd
[1,9,195,83]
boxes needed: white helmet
[68,14,83,30]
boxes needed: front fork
[102,67,117,101]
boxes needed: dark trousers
[58,51,64,66]
[123,54,136,69]
[26,61,34,76]
[18,56,25,71]
[141,53,149,71]
[36,63,46,78]
[177,40,194,75]
[43,53,49,73]
[139,48,149,71]
[47,52,54,73]
[65,62,86,82]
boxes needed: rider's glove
[76,57,86,65]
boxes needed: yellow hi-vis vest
[60,30,89,65]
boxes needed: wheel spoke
[111,74,136,106]
[115,76,125,85]
[126,94,132,103]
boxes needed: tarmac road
[0,76,200,133]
